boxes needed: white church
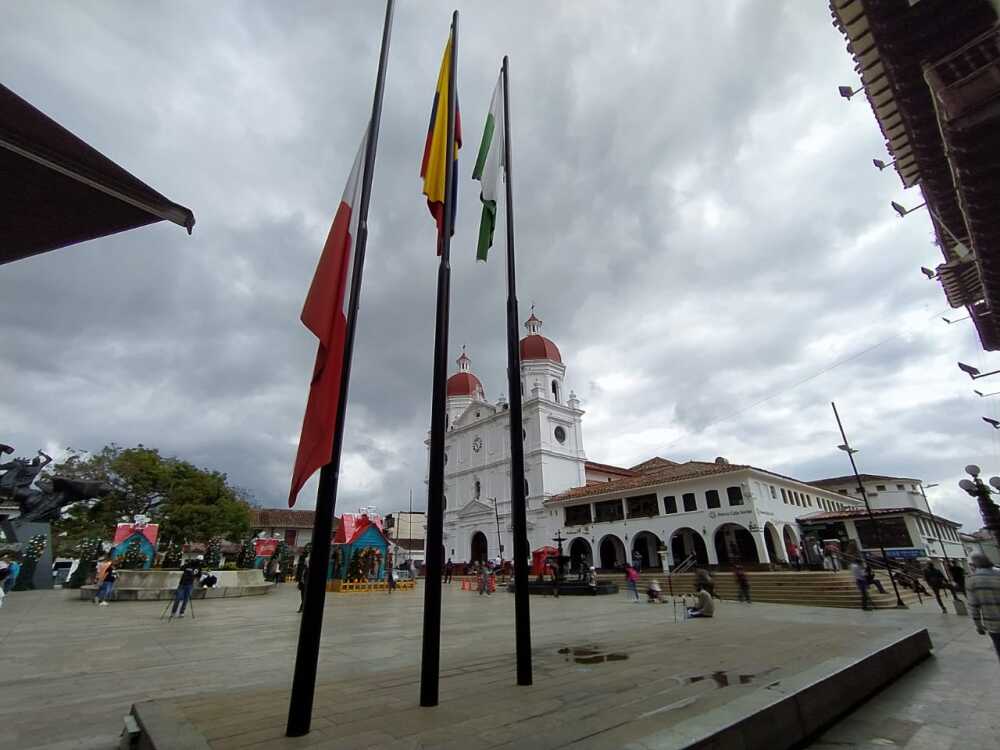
[433,314,865,572]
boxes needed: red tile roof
[520,334,562,363]
[629,457,678,474]
[797,507,960,526]
[584,460,637,477]
[550,460,749,503]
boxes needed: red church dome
[446,371,484,397]
[519,312,561,363]
[519,335,562,363]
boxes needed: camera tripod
[159,591,196,621]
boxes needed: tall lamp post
[958,465,1000,548]
[831,402,906,607]
[491,498,504,564]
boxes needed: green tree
[236,539,256,569]
[67,537,101,589]
[50,444,251,553]
[14,534,47,591]
[161,540,182,568]
[204,537,223,569]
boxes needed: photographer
[169,557,202,619]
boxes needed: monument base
[79,569,272,601]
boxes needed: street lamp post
[958,466,1000,549]
[491,498,504,564]
[831,402,906,607]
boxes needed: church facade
[433,314,865,570]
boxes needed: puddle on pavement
[684,667,777,689]
[558,646,630,664]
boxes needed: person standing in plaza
[923,561,948,614]
[734,565,751,603]
[850,560,871,611]
[624,564,639,602]
[786,542,801,571]
[3,554,20,593]
[170,558,201,618]
[94,558,117,606]
[444,558,453,584]
[386,565,396,594]
[295,556,308,613]
[0,558,8,608]
[586,566,598,595]
[966,552,1000,661]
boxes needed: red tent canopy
[531,546,558,577]
[0,83,195,265]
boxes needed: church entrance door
[470,531,488,563]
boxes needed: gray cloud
[3,2,998,533]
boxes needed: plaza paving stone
[0,582,994,749]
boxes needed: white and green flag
[471,74,504,262]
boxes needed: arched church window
[442,495,447,510]
[524,479,529,496]
[554,426,566,444]
[474,479,481,500]
[551,380,560,403]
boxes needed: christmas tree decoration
[161,541,182,568]
[67,537,101,589]
[120,538,148,569]
[204,537,223,569]
[14,533,47,591]
[236,539,256,569]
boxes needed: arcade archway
[598,534,626,569]
[631,531,662,569]
[569,537,592,573]
[669,527,708,567]
[470,531,488,563]
[713,523,759,566]
[764,522,785,563]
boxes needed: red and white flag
[288,130,367,507]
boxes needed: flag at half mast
[420,32,462,253]
[472,73,504,262]
[288,130,368,507]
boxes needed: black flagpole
[286,0,395,737]
[502,55,532,686]
[420,9,458,709]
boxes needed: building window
[443,495,447,510]
[806,495,812,507]
[706,489,721,509]
[626,494,659,519]
[663,495,678,514]
[594,499,624,523]
[565,505,592,526]
[682,493,697,512]
[554,426,566,444]
[769,485,777,499]
[524,479,529,496]
[474,479,481,500]
[911,484,916,491]
[726,486,744,506]
[896,484,905,491]
[876,484,887,491]
[551,380,560,403]
[781,488,788,504]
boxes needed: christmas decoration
[14,533,47,590]
[120,538,148,569]
[204,537,223,569]
[236,539,256,569]
[67,537,101,589]
[161,540,182,568]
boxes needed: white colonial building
[432,314,871,570]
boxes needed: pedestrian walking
[478,564,491,596]
[94,559,117,606]
[948,561,967,597]
[923,562,948,613]
[734,565,751,603]
[850,561,872,611]
[0,558,9,608]
[786,542,801,571]
[631,550,643,572]
[966,552,1000,662]
[387,566,396,594]
[2,555,20,593]
[624,564,640,602]
[296,556,309,613]
[586,566,598,595]
[444,558,453,584]
[170,558,202,618]
[865,565,887,595]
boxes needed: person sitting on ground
[694,567,716,599]
[646,579,662,603]
[686,587,715,618]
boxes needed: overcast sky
[4,2,999,532]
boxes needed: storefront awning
[0,83,195,265]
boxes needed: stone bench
[79,568,273,601]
